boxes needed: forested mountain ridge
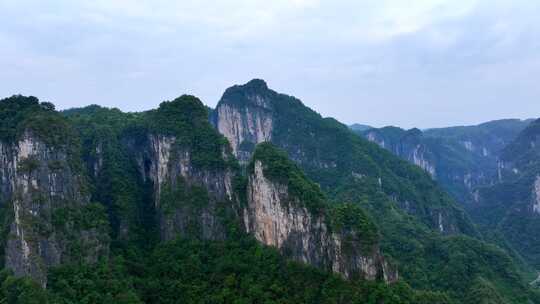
[213,79,475,236]
[353,118,540,271]
[211,80,539,303]
[0,86,538,303]
[0,94,403,303]
[353,115,540,294]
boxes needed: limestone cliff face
[411,145,436,178]
[213,79,274,163]
[532,176,540,214]
[215,103,273,163]
[0,131,108,286]
[362,126,506,204]
[126,134,235,241]
[244,160,396,282]
[365,130,437,179]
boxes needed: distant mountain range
[353,119,534,203]
[349,123,373,132]
[353,117,540,282]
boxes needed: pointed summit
[244,78,268,90]
[218,78,276,110]
[213,80,279,162]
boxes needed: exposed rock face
[533,176,540,214]
[462,140,474,151]
[365,130,436,179]
[411,144,436,178]
[214,88,273,163]
[244,160,396,282]
[0,132,108,286]
[92,142,103,178]
[366,131,385,149]
[433,210,456,234]
[136,134,176,206]
[127,134,235,241]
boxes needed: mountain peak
[217,79,276,110]
[349,123,373,132]
[244,78,268,90]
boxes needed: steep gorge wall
[244,158,397,282]
[214,90,273,163]
[362,127,500,203]
[0,131,108,286]
[125,133,236,241]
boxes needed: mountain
[349,123,373,132]
[213,79,474,235]
[63,95,394,280]
[0,85,538,303]
[212,79,539,302]
[357,119,532,203]
[471,119,540,268]
[353,118,540,285]
[0,94,417,303]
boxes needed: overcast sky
[1,0,540,129]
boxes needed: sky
[1,0,540,129]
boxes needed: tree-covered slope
[471,119,540,269]
[1,236,456,304]
[360,117,540,273]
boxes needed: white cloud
[1,0,539,128]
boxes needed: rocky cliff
[105,95,241,243]
[126,133,236,241]
[365,128,437,178]
[0,96,109,286]
[244,143,396,282]
[212,79,274,163]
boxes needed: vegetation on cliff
[250,142,326,214]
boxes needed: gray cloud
[1,0,539,128]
